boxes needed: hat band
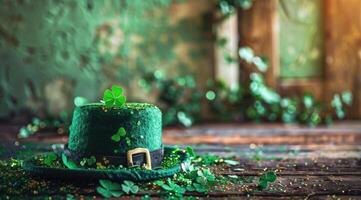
[63,145,164,169]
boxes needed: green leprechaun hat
[23,86,189,182]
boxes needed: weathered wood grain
[1,123,361,198]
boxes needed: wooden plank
[213,158,361,176]
[164,133,361,145]
[238,0,278,88]
[324,0,361,118]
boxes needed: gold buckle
[127,148,152,170]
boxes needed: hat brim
[23,146,189,182]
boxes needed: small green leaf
[110,190,123,197]
[252,56,268,72]
[99,179,122,191]
[186,185,195,191]
[111,127,126,142]
[154,180,164,186]
[122,185,130,194]
[265,171,277,182]
[303,94,314,109]
[341,91,352,105]
[62,153,78,169]
[122,181,138,194]
[104,98,115,107]
[80,159,86,166]
[115,96,126,107]
[111,85,123,97]
[239,47,254,63]
[117,127,126,137]
[185,146,196,158]
[258,180,268,190]
[96,186,112,198]
[111,134,121,142]
[103,89,113,101]
[44,153,57,166]
[130,185,139,194]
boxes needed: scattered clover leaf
[61,153,78,169]
[43,153,57,166]
[121,180,139,194]
[97,179,123,198]
[264,171,277,182]
[111,127,126,142]
[185,146,196,158]
[103,85,126,107]
[181,161,195,173]
[258,171,277,190]
[184,168,216,193]
[197,154,221,166]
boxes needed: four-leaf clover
[103,85,126,107]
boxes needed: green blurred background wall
[0,0,213,118]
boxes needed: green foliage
[140,71,201,127]
[154,179,186,197]
[18,115,68,138]
[217,0,253,16]
[111,127,127,142]
[151,146,222,198]
[258,171,277,190]
[154,167,216,198]
[102,85,126,108]
[239,47,268,72]
[196,154,222,166]
[206,45,353,127]
[206,80,244,121]
[331,91,352,119]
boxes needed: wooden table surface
[1,122,361,199]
